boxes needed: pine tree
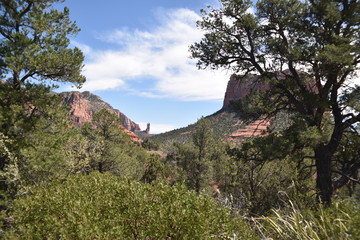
[0,0,85,207]
[0,0,85,89]
[190,0,360,205]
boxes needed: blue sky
[57,0,230,134]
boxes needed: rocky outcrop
[223,74,270,108]
[223,72,318,109]
[227,119,269,142]
[60,91,141,132]
[123,128,143,143]
[221,74,271,141]
[60,91,92,126]
[145,123,150,135]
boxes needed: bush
[6,173,257,239]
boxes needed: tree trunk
[195,162,201,194]
[98,161,103,173]
[315,146,333,206]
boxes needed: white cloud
[73,8,229,101]
[71,40,92,55]
[138,122,179,134]
[136,92,163,99]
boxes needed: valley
[1,0,359,239]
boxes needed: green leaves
[6,173,255,239]
[81,109,147,179]
[0,0,85,87]
[0,134,21,209]
[191,0,360,204]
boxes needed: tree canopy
[0,0,85,88]
[0,0,85,209]
[190,0,360,204]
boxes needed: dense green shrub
[6,173,257,239]
[142,138,160,151]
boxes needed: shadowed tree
[0,0,85,208]
[190,0,360,205]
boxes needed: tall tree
[0,0,85,207]
[170,118,221,193]
[0,0,85,89]
[191,118,218,193]
[190,0,360,204]
[0,0,85,142]
[81,109,147,179]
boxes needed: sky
[56,0,229,134]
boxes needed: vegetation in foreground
[0,0,359,239]
[3,172,360,239]
[254,199,360,240]
[5,173,255,239]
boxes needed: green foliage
[0,83,61,142]
[5,173,257,239]
[81,109,147,179]
[167,118,233,194]
[20,127,90,185]
[169,143,204,190]
[16,94,83,183]
[0,0,85,87]
[191,0,360,204]
[0,0,85,209]
[150,110,246,146]
[0,134,20,209]
[225,147,314,215]
[142,138,160,151]
[190,118,215,193]
[141,153,167,183]
[254,199,360,240]
[0,84,89,205]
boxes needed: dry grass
[252,200,357,240]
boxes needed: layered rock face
[223,74,270,108]
[227,119,269,142]
[60,91,141,132]
[222,74,271,141]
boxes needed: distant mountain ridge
[60,91,141,132]
[150,74,270,144]
[59,91,142,142]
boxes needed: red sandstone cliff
[223,74,270,108]
[151,72,317,143]
[59,91,141,135]
[222,72,317,141]
[222,74,271,141]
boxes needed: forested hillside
[0,0,359,239]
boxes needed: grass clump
[254,199,360,240]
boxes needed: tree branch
[332,162,360,190]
